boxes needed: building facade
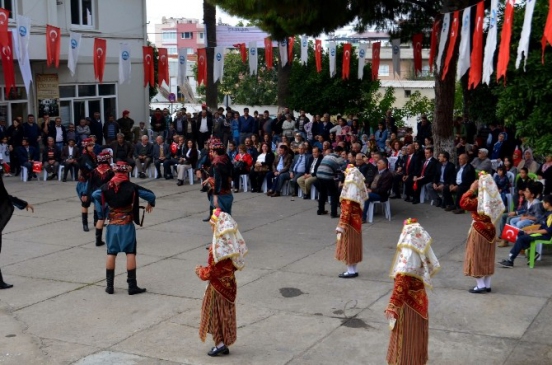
[153,17,204,58]
[0,0,148,126]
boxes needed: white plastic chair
[21,167,28,182]
[367,199,391,223]
[239,174,249,192]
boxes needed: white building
[0,0,148,126]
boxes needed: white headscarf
[340,165,368,205]
[477,173,505,224]
[210,209,248,270]
[389,220,441,288]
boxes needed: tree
[204,1,218,110]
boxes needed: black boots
[105,269,114,294]
[0,269,13,289]
[93,211,98,227]
[95,228,105,247]
[127,269,146,295]
[82,213,89,232]
[202,207,213,222]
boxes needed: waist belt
[108,206,133,225]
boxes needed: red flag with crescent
[497,0,514,84]
[197,48,207,86]
[93,38,107,83]
[429,20,440,73]
[469,1,484,89]
[233,43,247,63]
[264,37,273,70]
[315,39,322,73]
[412,33,423,77]
[372,42,381,80]
[342,43,351,79]
[0,31,15,98]
[46,25,61,68]
[142,46,154,87]
[0,8,9,32]
[442,11,459,80]
[544,0,552,53]
[288,36,295,62]
[158,48,169,86]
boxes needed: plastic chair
[239,174,250,192]
[21,167,28,182]
[367,191,392,223]
[310,185,318,200]
[528,236,552,268]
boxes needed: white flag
[213,46,225,83]
[177,48,188,87]
[391,39,401,77]
[457,7,472,80]
[11,31,32,96]
[357,43,367,80]
[483,0,498,85]
[67,32,82,77]
[516,0,537,71]
[118,43,131,84]
[329,41,336,77]
[278,39,288,67]
[248,41,258,75]
[16,15,30,63]
[300,35,308,65]
[436,13,450,73]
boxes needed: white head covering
[477,173,505,224]
[210,209,248,270]
[340,165,368,205]
[389,219,441,288]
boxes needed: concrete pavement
[1,175,552,364]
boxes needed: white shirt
[257,153,266,164]
[199,117,208,133]
[310,157,318,174]
[456,164,465,185]
[68,146,74,158]
[55,125,63,142]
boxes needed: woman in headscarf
[335,165,368,278]
[517,149,539,174]
[385,218,440,365]
[196,208,248,357]
[537,154,552,195]
[460,172,505,293]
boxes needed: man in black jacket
[444,153,476,213]
[412,147,439,204]
[47,117,67,150]
[427,151,456,208]
[196,109,213,149]
[402,144,421,202]
[89,112,103,145]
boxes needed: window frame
[1,0,15,20]
[378,64,390,77]
[70,0,96,28]
[181,32,193,40]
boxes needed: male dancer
[76,138,97,232]
[87,151,114,246]
[92,161,155,295]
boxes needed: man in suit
[402,144,421,202]
[152,135,172,179]
[43,137,62,180]
[15,138,39,180]
[412,147,439,204]
[297,146,322,199]
[444,153,476,213]
[133,135,154,179]
[196,110,213,150]
[110,133,135,167]
[288,143,312,197]
[361,157,394,222]
[61,138,81,182]
[89,112,103,145]
[239,107,256,144]
[427,151,456,208]
[266,145,293,197]
[320,113,333,141]
[183,114,197,144]
[22,114,41,149]
[47,117,67,151]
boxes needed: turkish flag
[372,42,381,80]
[264,37,273,69]
[158,48,169,86]
[0,31,15,98]
[469,1,484,89]
[543,0,552,60]
[342,43,351,79]
[315,39,322,73]
[233,43,246,63]
[429,20,440,73]
[0,8,9,32]
[46,25,61,68]
[288,36,295,62]
[442,11,459,80]
[93,38,107,83]
[412,33,423,77]
[501,224,520,243]
[197,48,207,86]
[142,46,154,87]
[32,161,43,174]
[497,0,514,84]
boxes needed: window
[187,48,194,55]
[60,86,76,98]
[181,32,193,39]
[60,83,117,125]
[420,65,431,77]
[378,64,390,77]
[98,84,116,96]
[78,84,96,97]
[162,31,177,42]
[198,32,204,39]
[168,47,177,55]
[404,90,411,98]
[71,0,94,27]
[0,0,14,19]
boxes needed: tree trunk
[204,1,218,110]
[277,50,291,111]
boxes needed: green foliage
[360,87,400,130]
[401,91,435,119]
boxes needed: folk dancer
[196,208,247,356]
[87,150,114,246]
[385,218,440,365]
[76,138,97,232]
[92,161,156,295]
[207,138,234,214]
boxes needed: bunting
[213,46,224,83]
[357,43,367,80]
[469,1,484,89]
[68,32,82,77]
[457,6,471,80]
[288,36,295,61]
[436,13,451,74]
[412,33,423,77]
[300,35,308,65]
[279,39,288,67]
[372,42,381,81]
[0,31,15,98]
[543,0,552,53]
[177,48,188,88]
[158,47,169,87]
[497,0,514,83]
[483,0,498,85]
[516,0,537,71]
[315,39,322,73]
[328,41,336,77]
[93,38,106,83]
[197,48,207,86]
[143,46,154,87]
[264,37,273,70]
[342,43,351,79]
[392,39,401,77]
[248,41,258,75]
[46,25,61,68]
[233,43,246,63]
[429,19,440,73]
[0,8,9,32]
[442,11,459,80]
[118,43,131,85]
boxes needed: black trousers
[318,178,338,216]
[443,184,469,209]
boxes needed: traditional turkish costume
[335,165,368,277]
[386,220,440,365]
[87,151,114,246]
[0,170,29,289]
[209,138,234,215]
[76,138,97,231]
[460,173,505,292]
[196,209,247,356]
